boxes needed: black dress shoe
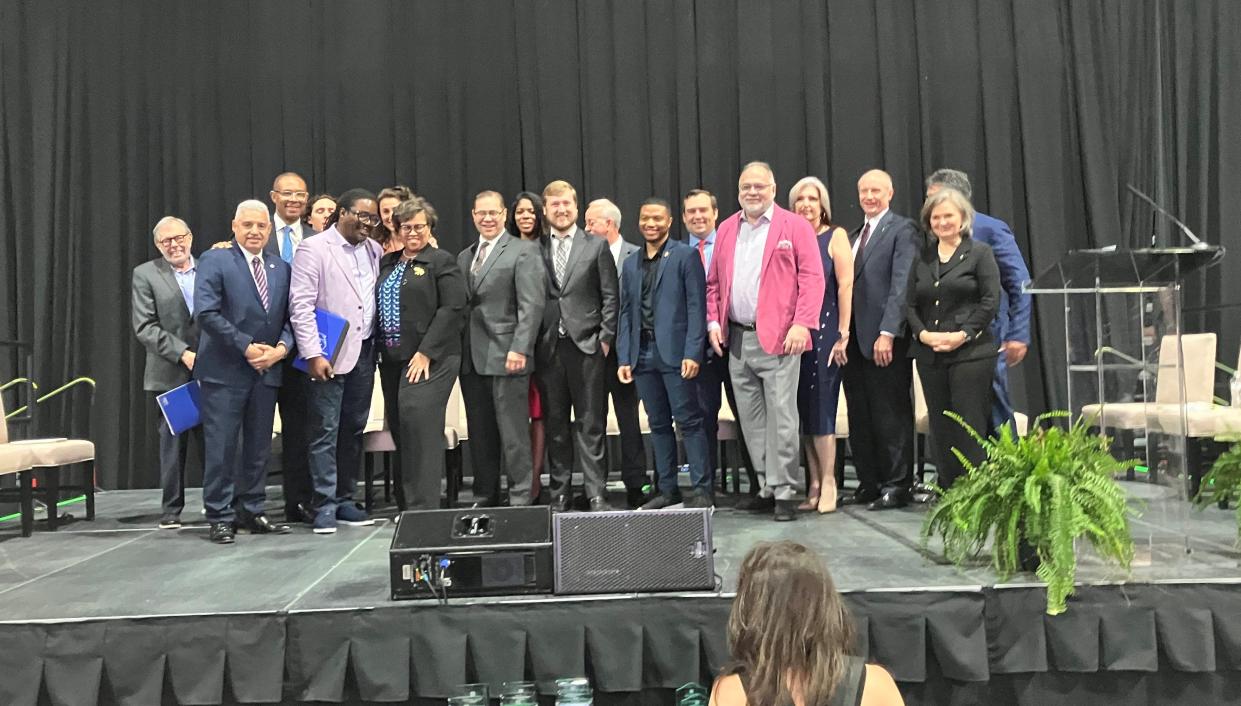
[236,513,292,534]
[549,494,571,512]
[471,498,500,508]
[626,487,651,509]
[735,495,776,512]
[209,522,235,544]
[838,489,880,507]
[639,494,681,511]
[774,500,798,522]
[867,490,909,511]
[588,496,613,512]
[683,491,715,509]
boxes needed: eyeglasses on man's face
[273,190,309,200]
[473,209,503,220]
[347,208,381,226]
[157,233,190,248]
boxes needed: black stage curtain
[1,0,1237,489]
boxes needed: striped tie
[252,256,270,310]
[554,234,570,286]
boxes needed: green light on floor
[1134,465,1149,474]
[0,495,86,524]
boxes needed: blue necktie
[280,226,294,263]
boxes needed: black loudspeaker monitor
[389,506,553,600]
[552,508,715,594]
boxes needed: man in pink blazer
[705,162,825,521]
[289,188,383,534]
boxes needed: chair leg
[835,439,847,490]
[363,453,374,514]
[84,462,96,521]
[19,470,34,537]
[45,468,61,531]
[1187,437,1204,499]
[446,448,461,507]
[383,453,392,503]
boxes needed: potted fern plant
[921,411,1137,615]
[1192,442,1241,541]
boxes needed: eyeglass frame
[156,233,191,248]
[344,208,381,226]
[398,222,431,235]
[272,190,309,200]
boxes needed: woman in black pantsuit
[376,198,467,509]
[906,188,1000,491]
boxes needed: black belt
[729,320,756,331]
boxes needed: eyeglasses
[273,190,309,200]
[473,209,503,219]
[157,233,190,248]
[398,222,430,235]
[739,182,772,193]
[346,208,381,226]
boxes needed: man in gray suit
[536,181,619,512]
[132,216,203,529]
[585,198,650,508]
[458,190,546,507]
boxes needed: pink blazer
[288,225,382,374]
[705,204,825,356]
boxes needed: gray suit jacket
[132,257,199,392]
[538,227,619,357]
[615,238,640,278]
[458,232,546,376]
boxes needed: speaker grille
[553,509,714,594]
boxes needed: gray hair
[926,169,973,200]
[740,161,775,180]
[787,176,833,228]
[920,187,975,237]
[234,199,269,221]
[151,216,191,241]
[588,198,622,230]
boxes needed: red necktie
[697,238,708,266]
[856,222,872,260]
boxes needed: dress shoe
[867,489,909,511]
[236,513,291,535]
[588,496,613,512]
[209,522,235,544]
[157,515,182,529]
[774,500,798,522]
[470,498,500,509]
[337,503,375,526]
[626,487,651,509]
[549,494,571,512]
[639,494,681,511]
[683,490,715,509]
[838,489,880,507]
[735,495,775,512]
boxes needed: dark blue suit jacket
[971,212,1031,344]
[193,241,295,388]
[617,239,706,369]
[851,211,920,357]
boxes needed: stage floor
[2,481,1240,621]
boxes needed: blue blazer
[850,211,920,357]
[971,212,1032,344]
[617,238,706,369]
[193,241,295,388]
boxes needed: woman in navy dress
[790,177,853,513]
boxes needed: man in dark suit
[840,169,920,510]
[617,198,712,509]
[536,181,619,512]
[194,200,295,544]
[265,171,315,522]
[924,169,1032,433]
[458,190,546,507]
[132,216,203,529]
[585,198,650,508]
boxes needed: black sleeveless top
[731,657,866,706]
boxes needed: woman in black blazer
[906,188,1000,490]
[376,198,467,510]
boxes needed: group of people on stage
[131,160,1031,543]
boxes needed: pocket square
[777,239,794,250]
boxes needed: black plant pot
[1018,538,1041,574]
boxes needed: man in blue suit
[194,199,295,544]
[925,169,1032,433]
[616,198,713,509]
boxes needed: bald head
[857,169,895,218]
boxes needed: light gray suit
[457,231,546,505]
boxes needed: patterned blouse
[378,259,412,350]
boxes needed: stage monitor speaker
[389,506,553,600]
[552,508,715,594]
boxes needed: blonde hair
[788,176,833,229]
[542,180,577,204]
[920,187,975,237]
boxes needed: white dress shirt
[273,214,305,258]
[729,204,773,325]
[855,208,894,337]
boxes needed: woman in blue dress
[790,177,853,513]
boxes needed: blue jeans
[633,339,711,497]
[306,340,376,517]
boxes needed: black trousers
[841,334,914,495]
[604,347,648,491]
[696,348,755,486]
[538,337,609,499]
[276,359,311,517]
[151,392,204,516]
[918,355,994,490]
[382,355,459,510]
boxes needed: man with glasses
[457,191,545,507]
[265,171,316,522]
[704,162,825,521]
[289,189,383,534]
[132,216,204,529]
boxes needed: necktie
[471,240,490,276]
[280,226,294,263]
[252,256,270,310]
[856,222,872,261]
[554,235,570,286]
[697,238,708,267]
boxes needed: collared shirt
[609,237,623,269]
[171,256,196,315]
[550,228,574,283]
[729,205,772,325]
[273,214,305,259]
[689,230,716,271]
[343,238,377,332]
[853,207,889,258]
[639,239,668,332]
[243,248,268,300]
[473,233,501,271]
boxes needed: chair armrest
[2,378,39,420]
[32,377,96,439]
[1217,360,1237,377]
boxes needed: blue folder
[293,308,350,373]
[156,381,202,435]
